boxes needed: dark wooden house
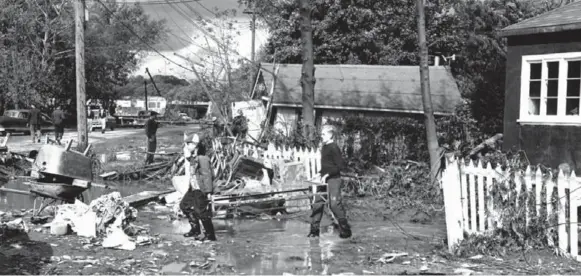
[251,63,462,135]
[499,1,581,171]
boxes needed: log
[469,133,503,157]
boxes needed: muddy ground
[2,125,581,275]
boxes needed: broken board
[123,189,175,207]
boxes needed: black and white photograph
[2,0,581,274]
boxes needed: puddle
[0,178,156,211]
[148,216,446,275]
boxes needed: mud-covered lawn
[3,125,581,275]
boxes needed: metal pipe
[212,187,313,201]
[212,192,327,207]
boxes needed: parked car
[0,109,54,135]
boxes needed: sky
[123,0,270,80]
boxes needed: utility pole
[75,0,88,151]
[298,0,316,144]
[144,80,148,111]
[416,0,440,183]
[243,2,257,62]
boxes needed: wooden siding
[503,30,581,172]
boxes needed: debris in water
[377,252,408,264]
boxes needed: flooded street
[142,200,448,275]
[0,178,159,211]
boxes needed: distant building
[251,63,462,135]
[499,1,581,172]
[114,96,167,115]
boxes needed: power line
[93,0,195,74]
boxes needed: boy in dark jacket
[308,125,352,239]
[179,133,216,241]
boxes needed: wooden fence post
[442,155,464,252]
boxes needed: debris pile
[47,192,142,250]
[0,217,29,241]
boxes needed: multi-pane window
[567,61,581,115]
[520,53,581,124]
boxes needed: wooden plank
[557,169,568,254]
[123,189,175,207]
[460,158,469,232]
[0,187,31,195]
[476,161,485,232]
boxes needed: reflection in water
[0,179,162,211]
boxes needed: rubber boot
[197,218,217,241]
[307,223,320,238]
[338,218,352,239]
[183,213,201,238]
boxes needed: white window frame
[519,52,581,126]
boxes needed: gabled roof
[499,1,581,37]
[257,63,462,115]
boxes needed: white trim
[272,103,453,116]
[519,52,581,125]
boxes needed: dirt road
[4,125,196,153]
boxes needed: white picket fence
[239,142,321,180]
[442,157,581,260]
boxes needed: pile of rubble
[44,192,147,251]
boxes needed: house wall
[503,30,581,172]
[271,107,424,135]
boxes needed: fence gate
[442,157,581,260]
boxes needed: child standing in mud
[179,133,217,241]
[308,125,352,239]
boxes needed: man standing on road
[52,105,65,145]
[27,104,41,143]
[144,112,158,164]
[99,107,107,134]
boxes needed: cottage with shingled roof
[250,63,462,135]
[499,1,581,172]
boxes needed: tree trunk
[416,0,441,183]
[299,0,316,145]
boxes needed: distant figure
[231,109,248,139]
[87,107,95,132]
[52,106,65,145]
[144,112,159,164]
[99,107,107,134]
[27,104,41,143]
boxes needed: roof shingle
[259,63,462,115]
[500,1,581,37]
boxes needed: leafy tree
[249,0,556,134]
[0,0,166,115]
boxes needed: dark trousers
[29,124,41,143]
[310,177,347,225]
[179,189,212,220]
[146,136,157,164]
[54,124,64,142]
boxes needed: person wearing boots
[308,125,352,239]
[179,133,217,241]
